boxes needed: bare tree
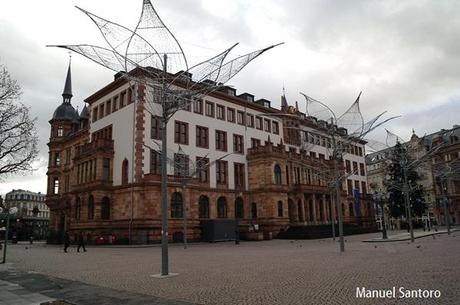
[0,64,38,178]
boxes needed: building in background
[431,126,460,225]
[46,63,374,244]
[366,128,460,228]
[3,189,49,240]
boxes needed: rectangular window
[216,160,228,185]
[99,104,105,119]
[196,157,209,183]
[359,163,365,176]
[354,180,360,192]
[53,178,59,195]
[352,161,358,175]
[150,150,161,175]
[247,114,254,128]
[216,130,227,151]
[273,121,279,134]
[205,101,214,117]
[102,158,110,181]
[358,146,363,156]
[251,138,261,148]
[54,152,60,166]
[120,91,126,108]
[196,126,209,148]
[264,119,271,132]
[256,116,263,130]
[174,121,188,145]
[234,162,246,189]
[237,111,245,125]
[193,98,203,114]
[216,105,225,120]
[112,96,119,112]
[345,160,351,173]
[92,107,98,122]
[106,100,112,115]
[127,87,133,104]
[151,116,162,140]
[174,153,189,177]
[233,134,244,154]
[347,179,353,195]
[227,108,235,123]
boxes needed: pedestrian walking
[77,232,86,252]
[63,231,70,253]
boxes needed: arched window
[217,197,227,218]
[122,159,129,185]
[274,164,282,185]
[88,195,94,220]
[198,195,209,219]
[251,202,258,219]
[235,197,244,218]
[101,197,111,220]
[75,197,81,220]
[171,192,183,218]
[57,126,64,137]
[277,201,283,217]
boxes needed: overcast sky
[1,0,459,196]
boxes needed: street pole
[330,190,336,241]
[182,182,187,249]
[160,54,169,276]
[1,207,10,264]
[332,134,344,252]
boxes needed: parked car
[94,234,116,245]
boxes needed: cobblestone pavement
[0,268,194,305]
[2,231,459,305]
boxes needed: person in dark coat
[77,232,87,252]
[63,231,70,253]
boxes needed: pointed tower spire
[62,55,73,103]
[281,86,288,112]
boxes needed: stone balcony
[74,138,114,159]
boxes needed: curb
[362,229,459,243]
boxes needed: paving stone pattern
[0,269,194,305]
[1,231,459,305]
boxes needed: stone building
[4,189,48,240]
[366,128,460,226]
[431,126,460,225]
[46,63,374,244]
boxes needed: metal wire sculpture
[48,0,282,276]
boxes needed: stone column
[300,196,306,224]
[312,194,317,224]
[322,194,328,223]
